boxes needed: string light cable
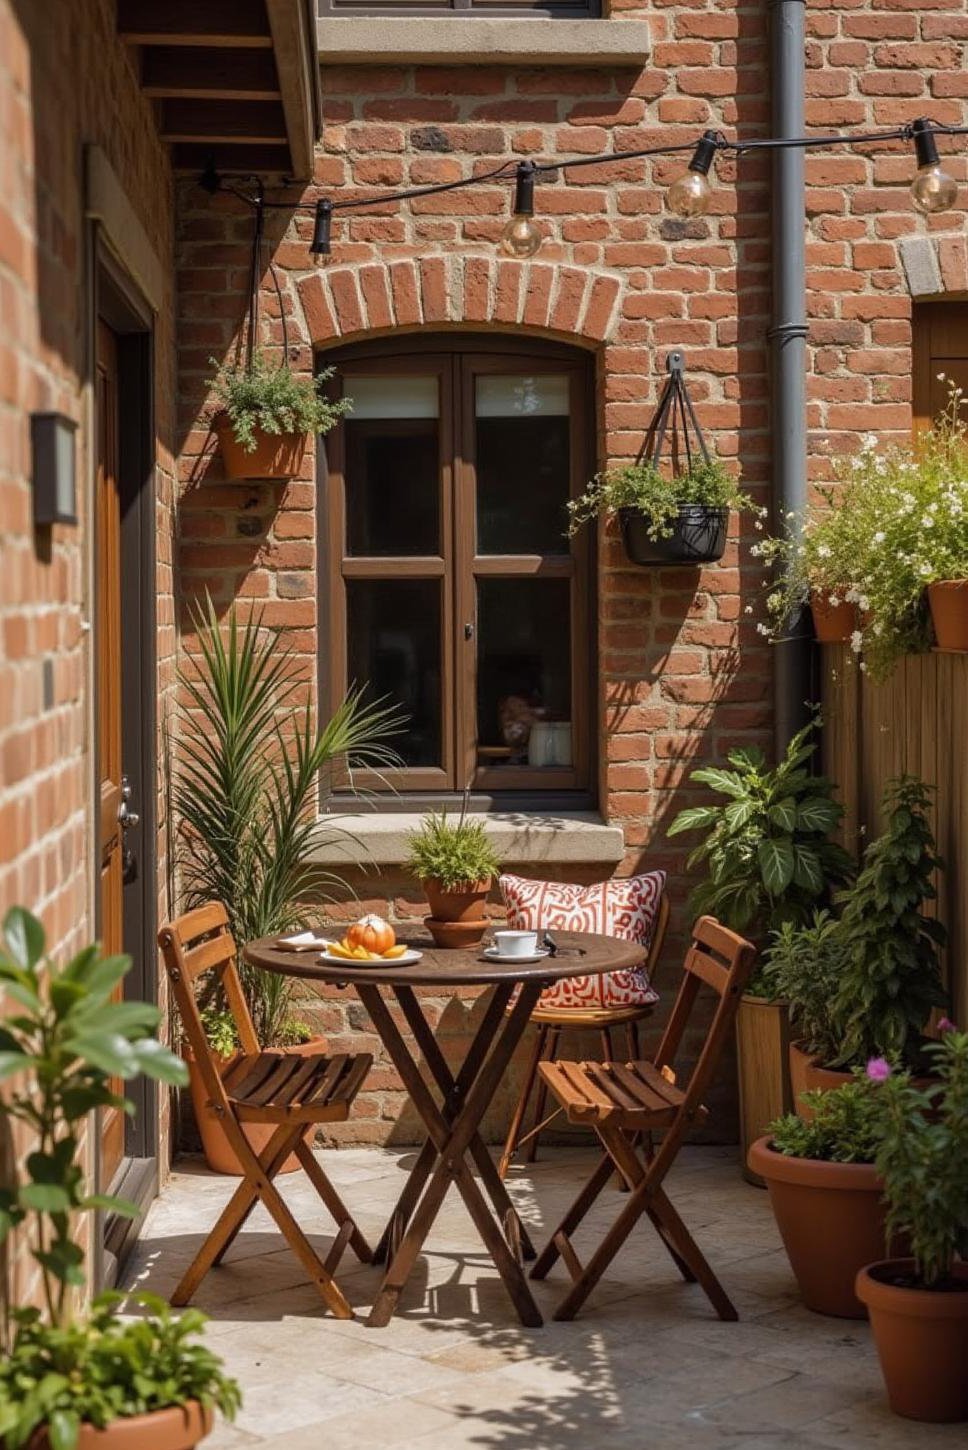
[197,117,968,261]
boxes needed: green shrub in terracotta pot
[857,1029,968,1423]
[405,802,500,947]
[0,907,240,1450]
[209,353,351,480]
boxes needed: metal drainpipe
[769,0,814,755]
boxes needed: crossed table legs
[354,979,545,1328]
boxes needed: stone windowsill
[317,17,651,67]
[310,811,625,867]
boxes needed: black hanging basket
[622,350,727,567]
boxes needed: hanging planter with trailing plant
[568,350,755,566]
[208,191,351,481]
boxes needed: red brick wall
[0,0,176,1294]
[173,8,968,1143]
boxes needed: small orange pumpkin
[346,913,395,956]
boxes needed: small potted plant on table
[209,353,350,481]
[667,717,855,1180]
[0,907,240,1449]
[405,803,500,949]
[748,1076,887,1318]
[857,1029,968,1423]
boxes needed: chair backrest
[649,915,756,1170]
[158,902,260,1115]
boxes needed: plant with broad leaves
[826,774,947,1070]
[767,1073,882,1164]
[0,1293,240,1450]
[666,718,855,964]
[0,908,239,1449]
[867,1029,968,1287]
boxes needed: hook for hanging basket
[638,350,711,478]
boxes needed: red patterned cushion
[499,872,665,1010]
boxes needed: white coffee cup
[493,929,538,958]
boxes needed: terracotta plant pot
[928,580,968,651]
[748,1136,887,1318]
[810,592,859,644]
[735,994,792,1186]
[788,1040,815,1119]
[857,1259,968,1422]
[187,1036,326,1176]
[423,877,491,923]
[214,414,307,481]
[424,914,489,949]
[32,1402,212,1450]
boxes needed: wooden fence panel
[822,648,967,1027]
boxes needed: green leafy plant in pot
[667,717,855,1176]
[209,353,351,481]
[405,800,500,948]
[173,595,401,1171]
[0,907,240,1450]
[856,1030,968,1423]
[748,1076,888,1318]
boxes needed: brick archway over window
[900,233,968,298]
[295,255,626,348]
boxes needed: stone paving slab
[125,1147,963,1450]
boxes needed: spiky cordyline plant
[173,596,402,1045]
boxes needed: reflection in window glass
[344,376,439,556]
[475,375,570,556]
[347,578,441,767]
[476,578,571,770]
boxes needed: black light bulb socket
[911,117,941,170]
[687,131,720,178]
[512,161,536,217]
[199,158,221,195]
[310,198,333,257]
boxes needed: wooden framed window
[318,1,602,16]
[320,337,594,801]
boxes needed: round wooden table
[244,926,645,1328]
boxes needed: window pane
[476,578,572,770]
[475,374,571,556]
[347,579,442,767]
[344,376,439,556]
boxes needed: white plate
[482,946,551,965]
[318,947,423,968]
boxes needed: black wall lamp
[31,412,78,527]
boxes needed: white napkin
[277,931,333,950]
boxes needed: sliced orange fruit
[382,944,408,959]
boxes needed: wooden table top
[243,926,645,988]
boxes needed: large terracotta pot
[423,877,491,924]
[32,1403,212,1450]
[810,592,858,644]
[857,1260,968,1422]
[928,580,968,651]
[215,414,307,481]
[736,994,791,1186]
[788,1040,814,1119]
[748,1136,886,1318]
[187,1036,326,1176]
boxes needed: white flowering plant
[756,386,968,680]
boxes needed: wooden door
[96,319,125,1188]
[913,303,968,431]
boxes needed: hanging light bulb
[500,162,542,259]
[667,131,720,218]
[909,118,958,214]
[309,198,333,266]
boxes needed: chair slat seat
[529,1003,656,1027]
[228,1050,372,1122]
[540,1057,703,1129]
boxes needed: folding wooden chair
[159,902,373,1320]
[498,893,670,1180]
[530,916,756,1322]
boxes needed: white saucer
[482,946,551,965]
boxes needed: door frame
[92,238,159,1277]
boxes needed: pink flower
[866,1057,892,1083]
[938,1017,957,1034]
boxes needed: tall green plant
[667,718,855,948]
[0,908,239,1448]
[827,775,947,1070]
[174,597,402,1045]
